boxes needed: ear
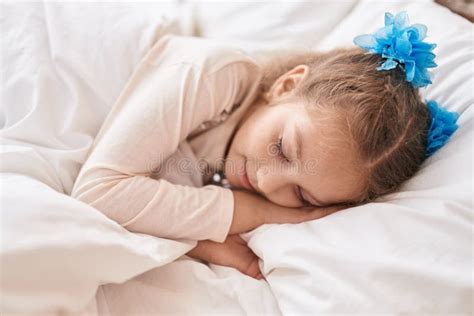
[268,64,309,100]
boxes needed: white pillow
[191,0,358,54]
[0,173,196,314]
[239,0,473,314]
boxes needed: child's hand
[266,204,346,225]
[305,205,347,220]
[186,234,263,280]
[229,190,347,235]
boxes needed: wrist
[186,240,213,262]
[254,193,268,227]
[229,190,266,234]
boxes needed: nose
[254,163,301,207]
[255,165,284,194]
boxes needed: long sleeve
[70,35,261,243]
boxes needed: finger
[237,254,260,278]
[242,257,261,279]
[305,205,345,221]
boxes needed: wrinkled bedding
[1,1,472,315]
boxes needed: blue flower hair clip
[352,12,459,157]
[425,100,459,157]
[353,11,437,88]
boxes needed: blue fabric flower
[426,100,459,157]
[353,12,437,88]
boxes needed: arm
[71,35,261,243]
[228,189,346,235]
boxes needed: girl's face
[224,65,366,207]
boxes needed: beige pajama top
[71,35,262,243]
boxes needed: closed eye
[295,185,311,207]
[277,137,290,163]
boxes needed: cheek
[235,112,274,157]
[265,188,301,208]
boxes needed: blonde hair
[256,48,431,205]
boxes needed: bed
[1,1,472,315]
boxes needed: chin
[226,174,238,189]
[223,160,237,187]
[224,158,247,191]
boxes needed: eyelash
[277,137,290,163]
[296,186,311,207]
[278,137,311,207]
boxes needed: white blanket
[1,0,472,315]
[1,2,278,315]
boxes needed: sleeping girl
[71,12,458,280]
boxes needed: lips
[239,160,254,191]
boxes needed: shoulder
[143,35,260,75]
